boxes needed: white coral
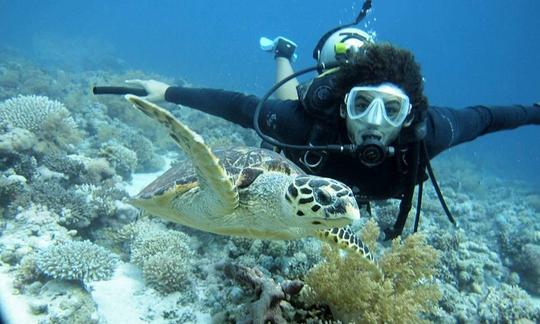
[0,95,76,133]
[36,240,118,283]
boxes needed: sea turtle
[125,95,372,260]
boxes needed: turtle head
[284,175,360,230]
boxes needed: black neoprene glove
[274,38,297,60]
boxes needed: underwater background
[0,0,539,323]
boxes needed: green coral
[304,221,441,323]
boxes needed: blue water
[1,0,539,188]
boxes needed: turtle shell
[136,147,305,199]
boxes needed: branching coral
[0,95,81,149]
[304,221,441,323]
[142,252,192,294]
[40,153,86,185]
[12,179,97,228]
[127,221,195,294]
[98,141,138,180]
[0,95,70,133]
[35,240,118,284]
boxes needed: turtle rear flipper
[126,95,239,214]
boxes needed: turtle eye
[315,188,334,205]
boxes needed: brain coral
[0,95,76,133]
[36,240,118,283]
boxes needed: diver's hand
[260,36,298,62]
[125,79,170,102]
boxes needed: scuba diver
[93,4,540,240]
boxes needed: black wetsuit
[165,87,539,200]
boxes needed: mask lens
[350,93,372,115]
[382,97,405,121]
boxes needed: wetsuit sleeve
[164,86,312,144]
[425,105,540,158]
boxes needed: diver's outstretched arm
[425,104,540,158]
[275,57,299,100]
[261,36,299,100]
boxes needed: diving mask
[344,84,411,127]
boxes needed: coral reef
[35,240,118,283]
[304,221,441,323]
[226,237,322,279]
[0,95,81,149]
[126,220,196,294]
[98,141,138,180]
[478,284,540,323]
[218,260,304,323]
[142,252,192,294]
[0,126,37,154]
[513,243,540,294]
[6,178,113,229]
[31,280,99,323]
[1,46,539,324]
[40,153,86,185]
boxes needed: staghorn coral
[304,222,441,323]
[35,240,118,283]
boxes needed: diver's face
[341,83,412,145]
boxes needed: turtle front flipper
[318,226,374,262]
[125,95,239,214]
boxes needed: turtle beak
[345,201,361,221]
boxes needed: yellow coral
[305,223,441,323]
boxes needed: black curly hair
[334,43,428,118]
